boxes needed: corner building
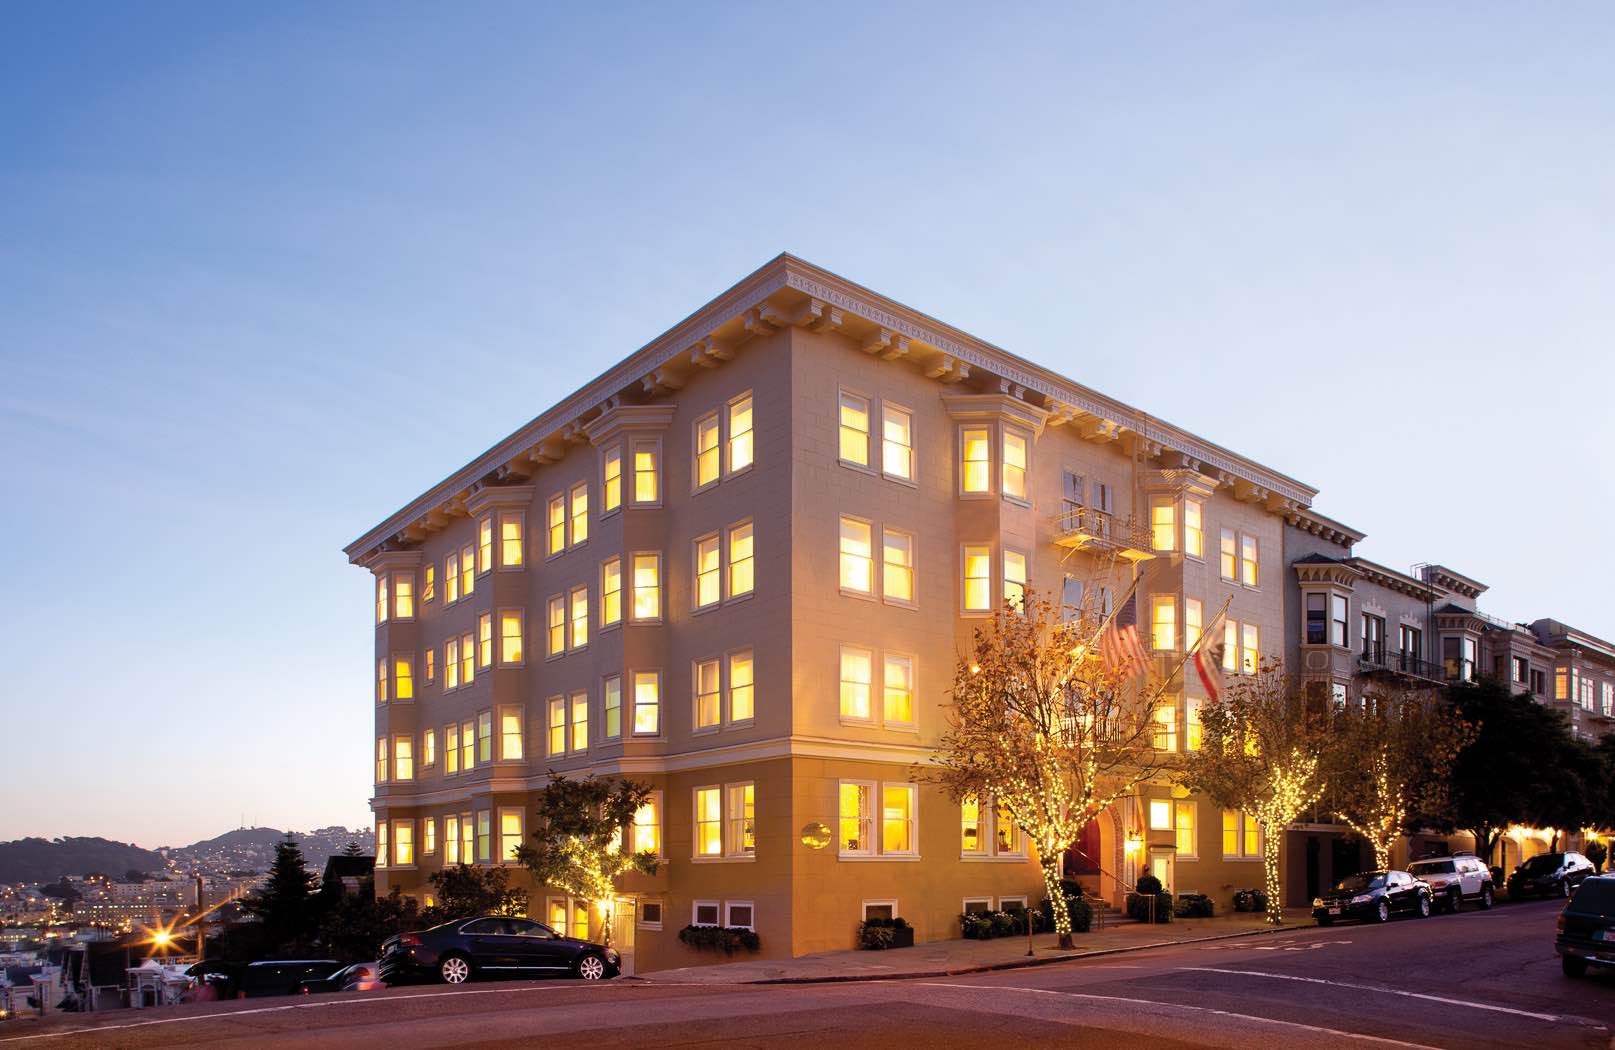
[346,254,1319,972]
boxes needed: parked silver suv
[1408,853,1494,913]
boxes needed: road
[8,900,1614,1049]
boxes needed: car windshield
[1521,854,1563,874]
[1409,860,1455,876]
[1571,880,1615,915]
[1334,873,1385,892]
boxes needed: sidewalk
[639,909,1317,984]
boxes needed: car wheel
[1447,889,1461,914]
[439,955,472,985]
[1557,879,1570,899]
[1562,956,1588,978]
[1418,895,1431,918]
[574,952,608,981]
[1376,900,1390,923]
[1480,886,1494,910]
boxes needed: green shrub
[677,925,760,953]
[1232,888,1267,913]
[959,912,995,939]
[1587,841,1608,873]
[1135,873,1164,895]
[1174,893,1214,918]
[1037,893,1093,934]
[1125,891,1173,923]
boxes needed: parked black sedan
[380,915,620,984]
[297,961,383,994]
[1313,870,1432,925]
[1507,851,1597,900]
[1557,874,1615,977]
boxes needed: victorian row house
[345,254,1614,972]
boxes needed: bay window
[394,656,414,700]
[631,553,661,621]
[882,405,913,480]
[393,573,414,619]
[500,707,523,761]
[394,736,413,780]
[1151,497,1176,551]
[478,613,492,668]
[601,557,622,626]
[500,809,523,863]
[602,445,622,513]
[1151,596,1177,651]
[500,512,524,567]
[1003,550,1027,611]
[632,441,659,504]
[604,674,622,739]
[1001,429,1028,501]
[632,671,660,735]
[1184,498,1203,558]
[500,610,524,664]
[478,517,493,574]
[960,427,991,494]
[394,821,413,866]
[963,544,992,612]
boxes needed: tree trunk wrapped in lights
[918,589,1174,950]
[1184,665,1332,926]
[1326,687,1472,871]
[514,774,658,947]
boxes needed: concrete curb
[642,921,1310,986]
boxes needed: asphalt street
[8,899,1613,1049]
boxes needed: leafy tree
[1530,733,1599,851]
[40,880,81,905]
[1184,665,1333,925]
[319,878,420,962]
[1441,681,1570,864]
[919,590,1175,949]
[243,835,319,954]
[1326,685,1472,870]
[341,841,364,857]
[515,775,657,947]
[421,864,527,923]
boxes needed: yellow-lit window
[961,797,982,853]
[728,650,754,722]
[839,781,871,854]
[727,783,755,855]
[1185,499,1203,558]
[1223,621,1239,673]
[394,656,414,700]
[994,800,1019,854]
[881,785,915,854]
[501,707,523,761]
[1153,703,1178,752]
[632,795,660,855]
[445,814,460,863]
[424,647,435,684]
[569,586,589,649]
[461,719,474,771]
[478,613,492,669]
[632,671,660,735]
[423,728,436,768]
[695,413,720,488]
[1223,810,1261,858]
[1241,534,1259,587]
[632,442,659,504]
[604,674,622,739]
[632,553,661,621]
[1152,595,1177,651]
[1241,623,1260,674]
[501,513,524,567]
[1175,803,1196,857]
[423,817,436,854]
[548,596,565,656]
[376,822,388,867]
[1555,669,1569,700]
[882,405,912,481]
[695,658,721,729]
[548,697,566,755]
[1002,430,1028,501]
[839,517,873,593]
[569,483,588,546]
[446,552,460,603]
[377,658,388,703]
[961,427,990,493]
[475,811,489,862]
[393,821,413,866]
[727,521,754,598]
[1151,498,1176,552]
[1185,598,1203,651]
[603,445,622,513]
[375,738,387,783]
[478,517,493,574]
[477,711,491,764]
[838,391,870,466]
[570,691,588,751]
[1149,799,1172,830]
[461,632,475,685]
[883,653,914,726]
[500,810,523,863]
[727,394,753,473]
[839,645,873,720]
[882,529,913,604]
[695,788,722,857]
[695,535,720,609]
[601,557,622,626]
[1219,528,1236,581]
[423,565,436,603]
[963,545,991,612]
[548,495,565,555]
[393,573,414,619]
[445,638,460,690]
[1185,696,1204,752]
[1003,550,1027,612]
[445,724,460,775]
[460,544,475,596]
[500,611,523,664]
[376,575,388,625]
[394,736,413,781]
[571,899,591,940]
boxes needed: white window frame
[961,543,993,615]
[691,900,721,928]
[724,900,755,931]
[637,900,664,930]
[837,389,873,470]
[880,401,915,484]
[630,551,662,623]
[861,900,898,922]
[838,515,876,598]
[1000,425,1031,506]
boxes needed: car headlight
[1351,894,1373,905]
[605,949,619,963]
[1312,898,1324,908]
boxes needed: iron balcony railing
[1356,648,1445,683]
[1050,507,1154,559]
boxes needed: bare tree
[917,590,1173,949]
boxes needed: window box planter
[677,925,760,954]
[858,917,914,949]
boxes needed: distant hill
[0,837,165,884]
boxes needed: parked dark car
[1508,852,1596,899]
[1557,875,1615,977]
[1313,870,1432,925]
[297,961,384,994]
[380,916,619,984]
[188,960,342,999]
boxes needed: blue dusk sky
[2,3,1611,847]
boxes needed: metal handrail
[1356,649,1444,682]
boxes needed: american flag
[1194,639,1225,702]
[1100,592,1148,682]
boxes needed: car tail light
[1557,913,1567,933]
[399,933,422,948]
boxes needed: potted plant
[858,916,914,949]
